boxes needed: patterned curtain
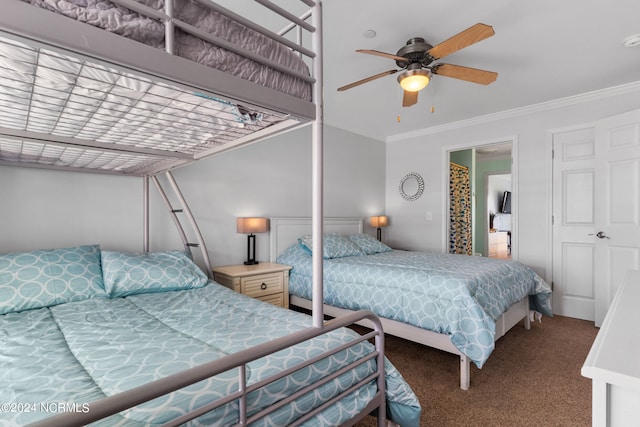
[449,162,472,255]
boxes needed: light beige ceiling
[220,0,640,142]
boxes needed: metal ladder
[143,171,213,278]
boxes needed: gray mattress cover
[21,0,312,101]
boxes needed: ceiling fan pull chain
[428,80,436,113]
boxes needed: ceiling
[220,0,640,142]
[320,0,640,141]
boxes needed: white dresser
[582,270,640,426]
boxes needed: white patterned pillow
[348,233,392,255]
[298,233,364,259]
[0,245,105,314]
[101,250,208,297]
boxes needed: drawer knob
[261,283,267,290]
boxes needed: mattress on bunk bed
[20,0,312,101]
[0,245,421,427]
[277,233,553,369]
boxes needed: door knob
[588,231,610,239]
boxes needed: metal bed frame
[30,310,387,427]
[0,1,389,425]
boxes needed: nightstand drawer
[242,273,284,298]
[256,293,285,307]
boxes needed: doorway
[551,109,640,325]
[447,141,514,257]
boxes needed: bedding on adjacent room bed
[19,0,312,101]
[277,233,553,369]
[0,245,421,426]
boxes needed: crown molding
[386,80,640,143]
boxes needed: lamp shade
[237,217,269,234]
[398,69,430,92]
[370,216,388,228]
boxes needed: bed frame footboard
[291,295,531,390]
[29,310,388,427]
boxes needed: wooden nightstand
[212,263,292,308]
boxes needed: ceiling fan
[337,23,499,107]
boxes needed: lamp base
[245,234,258,265]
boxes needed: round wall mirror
[399,172,424,201]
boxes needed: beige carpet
[354,315,599,427]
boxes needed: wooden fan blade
[357,49,407,62]
[427,23,495,60]
[432,63,498,85]
[402,90,419,107]
[337,69,398,91]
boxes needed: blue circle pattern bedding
[278,241,553,369]
[0,245,421,426]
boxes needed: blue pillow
[348,233,393,255]
[298,233,364,259]
[101,250,208,297]
[0,245,105,315]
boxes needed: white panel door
[552,127,597,320]
[594,109,640,326]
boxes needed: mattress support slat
[0,127,194,160]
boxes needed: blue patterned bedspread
[278,245,552,368]
[0,282,420,426]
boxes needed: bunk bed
[0,1,421,426]
[270,217,553,390]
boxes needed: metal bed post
[296,22,303,59]
[164,0,174,55]
[374,320,387,427]
[310,0,324,330]
[164,0,175,55]
[143,176,150,253]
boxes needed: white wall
[384,88,640,279]
[0,125,385,269]
[170,124,386,266]
[0,167,143,253]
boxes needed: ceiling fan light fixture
[398,69,430,92]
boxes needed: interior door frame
[442,135,519,259]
